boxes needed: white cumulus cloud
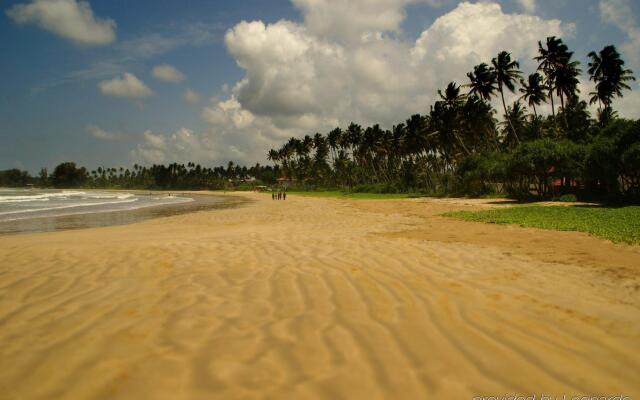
[98,73,153,98]
[225,2,568,129]
[151,64,185,83]
[6,0,115,45]
[292,0,444,42]
[131,1,579,166]
[131,128,219,165]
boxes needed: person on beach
[272,192,275,200]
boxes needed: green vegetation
[444,205,640,244]
[554,194,577,202]
[284,191,419,200]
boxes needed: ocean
[0,189,235,234]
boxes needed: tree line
[1,162,280,190]
[266,38,639,200]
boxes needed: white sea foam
[0,191,87,203]
[0,198,139,216]
[0,190,193,222]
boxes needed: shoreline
[1,193,638,399]
[0,190,251,236]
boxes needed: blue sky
[1,0,639,173]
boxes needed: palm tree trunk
[559,92,568,130]
[500,85,519,143]
[532,104,538,119]
[549,87,558,132]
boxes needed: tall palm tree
[554,51,581,114]
[535,36,567,117]
[345,123,363,157]
[492,51,522,142]
[588,45,636,111]
[467,63,497,101]
[433,82,471,158]
[519,73,547,118]
[327,127,342,169]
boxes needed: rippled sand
[1,193,639,399]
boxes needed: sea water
[0,188,234,234]
[0,189,193,221]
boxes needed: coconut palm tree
[554,52,581,114]
[267,149,279,165]
[467,63,497,101]
[535,36,568,117]
[503,101,527,149]
[327,127,342,168]
[438,81,466,106]
[519,73,547,118]
[588,45,636,111]
[432,82,471,158]
[492,51,522,142]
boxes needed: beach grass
[443,205,640,244]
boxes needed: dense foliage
[1,162,280,190]
[266,39,638,201]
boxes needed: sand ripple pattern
[1,194,639,399]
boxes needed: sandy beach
[1,192,639,399]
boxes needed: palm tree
[460,95,498,151]
[503,101,527,149]
[438,81,466,106]
[327,127,342,169]
[535,36,567,117]
[267,149,279,165]
[554,51,581,114]
[519,73,547,118]
[467,63,497,101]
[588,45,636,111]
[492,51,522,142]
[433,82,471,158]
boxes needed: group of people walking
[272,191,286,201]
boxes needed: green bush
[554,194,577,202]
[456,152,508,196]
[352,183,400,193]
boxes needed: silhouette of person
[283,192,286,200]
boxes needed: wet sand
[0,192,638,399]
